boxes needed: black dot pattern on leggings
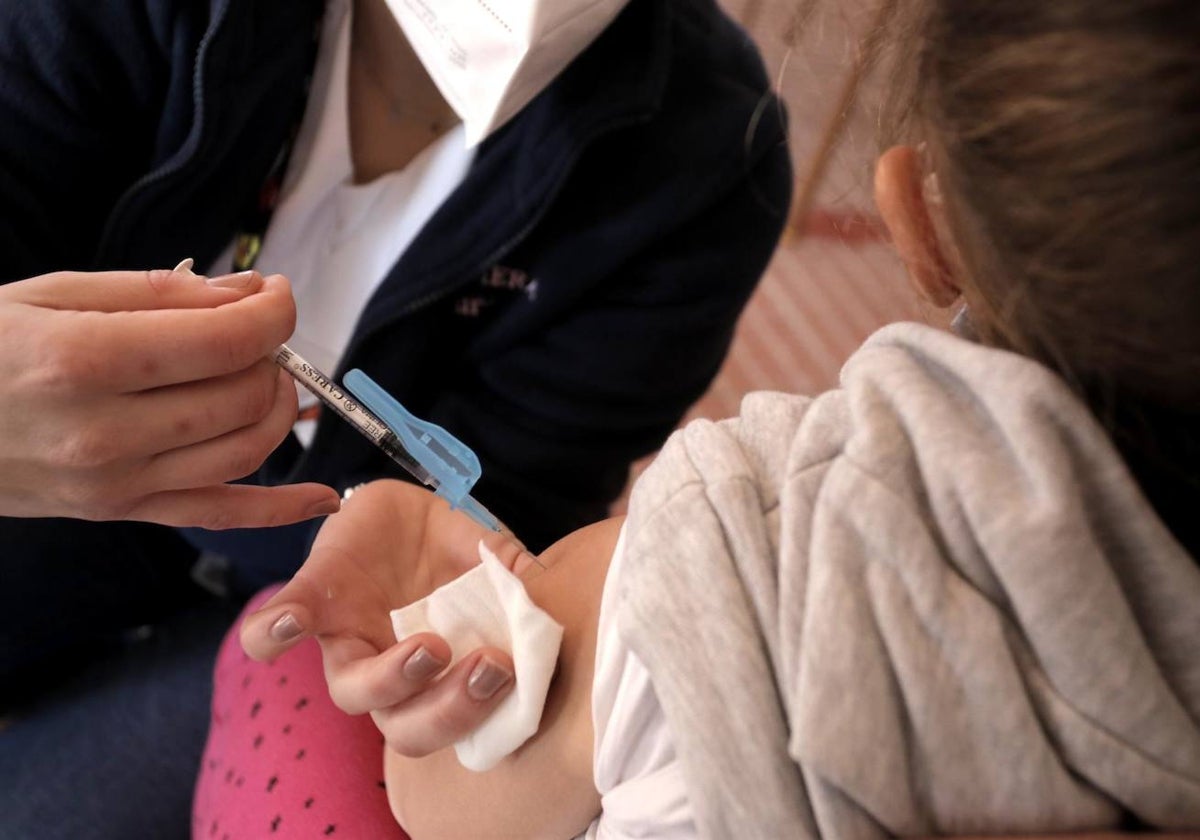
[202,652,334,837]
[196,641,399,838]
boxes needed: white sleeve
[579,525,698,840]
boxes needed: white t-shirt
[211,0,473,445]
[581,525,697,839]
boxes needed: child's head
[874,0,1200,430]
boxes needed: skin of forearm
[385,516,624,840]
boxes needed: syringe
[170,258,502,533]
[272,344,502,532]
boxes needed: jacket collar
[349,0,671,343]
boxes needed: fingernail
[173,257,195,274]
[269,612,303,643]
[467,657,513,701]
[206,270,258,289]
[402,646,447,682]
[306,497,342,518]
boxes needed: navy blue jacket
[0,0,790,581]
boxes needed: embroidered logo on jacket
[455,265,538,318]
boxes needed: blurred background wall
[616,0,945,507]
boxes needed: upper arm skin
[385,516,624,840]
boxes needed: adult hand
[241,480,540,756]
[0,266,340,528]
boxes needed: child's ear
[875,145,961,308]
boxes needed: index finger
[8,267,262,312]
[49,273,297,393]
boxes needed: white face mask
[384,0,631,146]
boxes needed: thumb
[7,264,265,313]
[239,576,325,662]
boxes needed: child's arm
[385,517,618,840]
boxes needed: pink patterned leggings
[192,587,409,840]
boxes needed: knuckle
[215,451,252,484]
[224,441,265,481]
[249,501,290,529]
[265,276,298,339]
[136,353,162,381]
[218,328,259,374]
[16,270,70,300]
[280,296,297,339]
[370,709,437,758]
[58,480,129,520]
[171,412,196,440]
[382,730,429,758]
[96,492,137,521]
[145,269,174,294]
[430,701,476,743]
[328,681,362,716]
[206,287,296,374]
[242,363,280,423]
[32,332,98,394]
[51,427,118,469]
[195,505,240,531]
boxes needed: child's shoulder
[633,321,1090,513]
[626,319,1151,575]
[834,321,1110,504]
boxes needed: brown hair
[885,0,1200,549]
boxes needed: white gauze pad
[390,541,564,771]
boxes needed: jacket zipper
[94,0,234,266]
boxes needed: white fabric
[211,0,473,445]
[580,525,697,840]
[386,0,630,145]
[391,542,564,772]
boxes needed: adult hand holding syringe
[0,264,339,527]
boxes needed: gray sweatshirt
[615,323,1200,838]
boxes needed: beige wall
[614,0,930,510]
